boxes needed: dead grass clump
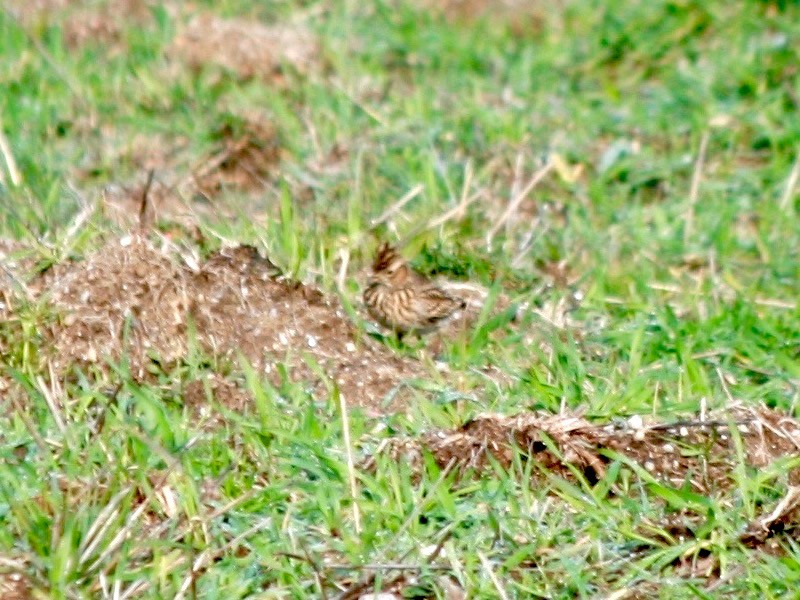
[61,0,153,51]
[192,113,281,195]
[372,405,800,493]
[39,236,423,413]
[170,13,319,82]
[13,468,224,596]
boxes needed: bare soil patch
[0,570,31,600]
[37,236,423,413]
[373,405,800,491]
[170,13,319,82]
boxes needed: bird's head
[370,242,410,285]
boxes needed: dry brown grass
[170,12,319,82]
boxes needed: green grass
[2,0,800,597]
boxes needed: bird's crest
[372,242,405,273]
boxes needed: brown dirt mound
[39,235,423,413]
[373,405,800,492]
[0,570,31,600]
[170,13,319,82]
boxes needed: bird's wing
[414,287,465,325]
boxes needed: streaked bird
[363,243,466,341]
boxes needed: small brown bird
[363,243,466,341]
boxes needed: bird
[363,243,466,341]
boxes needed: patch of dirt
[372,405,800,492]
[0,570,31,600]
[170,12,319,82]
[61,0,154,51]
[37,236,423,413]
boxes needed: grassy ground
[2,0,800,597]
